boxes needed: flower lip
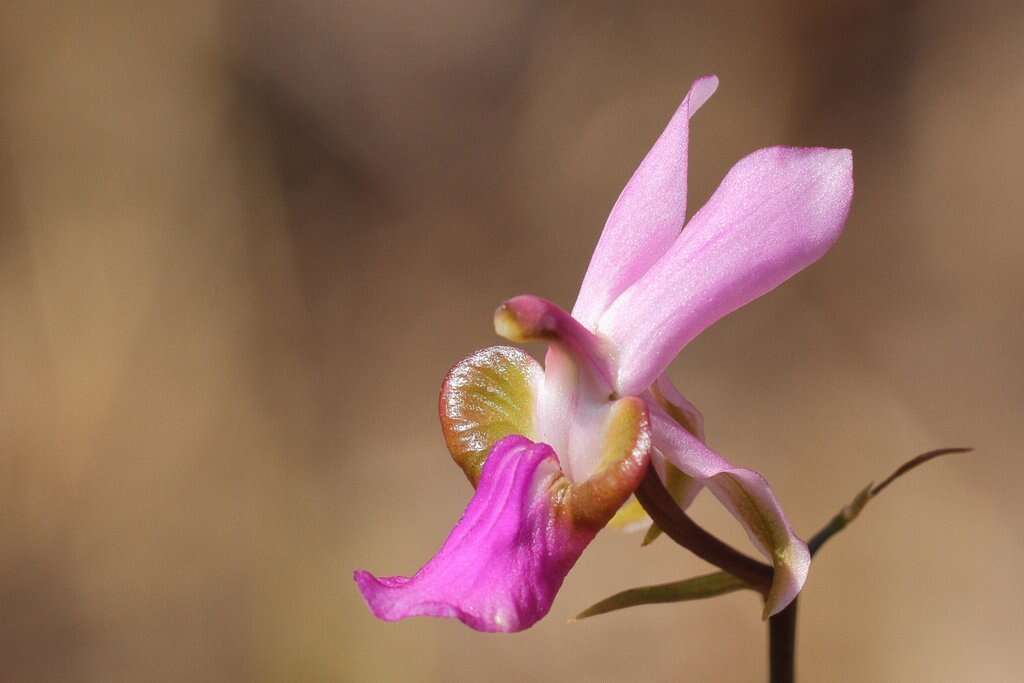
[355,419,651,632]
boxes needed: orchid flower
[355,75,854,632]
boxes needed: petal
[610,376,706,533]
[495,295,618,482]
[495,295,614,391]
[647,404,810,616]
[535,344,578,476]
[355,436,567,633]
[439,346,543,485]
[355,401,650,632]
[572,75,719,329]
[600,146,854,395]
[652,374,705,442]
[568,397,652,529]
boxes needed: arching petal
[601,146,854,396]
[647,403,810,616]
[355,400,650,632]
[439,346,542,485]
[572,75,719,329]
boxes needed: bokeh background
[1,1,1022,680]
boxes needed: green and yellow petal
[439,346,542,485]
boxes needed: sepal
[649,405,809,616]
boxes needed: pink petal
[653,374,705,442]
[601,146,854,395]
[355,407,650,632]
[647,403,810,616]
[571,75,719,329]
[355,436,580,632]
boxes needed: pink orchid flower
[355,75,854,633]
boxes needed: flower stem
[632,447,968,683]
[635,467,772,591]
[768,597,797,683]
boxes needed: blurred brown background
[1,1,1022,681]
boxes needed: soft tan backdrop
[1,1,1021,681]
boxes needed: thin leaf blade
[574,572,750,621]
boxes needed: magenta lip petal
[572,75,719,330]
[602,146,854,396]
[354,435,595,633]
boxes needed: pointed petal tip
[762,538,811,618]
[353,569,400,622]
[766,145,853,188]
[648,409,811,618]
[688,74,719,113]
[823,146,854,190]
[571,73,720,328]
[793,145,854,197]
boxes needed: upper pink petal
[600,146,854,395]
[571,75,718,329]
[354,436,595,633]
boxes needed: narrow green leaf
[808,447,972,556]
[573,572,750,621]
[641,522,663,546]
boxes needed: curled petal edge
[648,404,810,617]
[355,399,651,632]
[439,345,542,485]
